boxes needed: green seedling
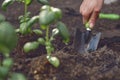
[2,0,32,34]
[2,0,49,35]
[0,14,26,80]
[23,5,70,67]
[0,21,18,57]
[2,0,69,67]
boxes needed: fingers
[80,0,92,24]
[82,10,91,24]
[89,9,100,28]
[80,0,103,28]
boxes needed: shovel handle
[85,13,120,30]
[99,13,120,20]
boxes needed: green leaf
[51,7,62,20]
[37,0,49,5]
[41,5,50,11]
[45,41,52,46]
[2,0,14,11]
[0,67,9,79]
[11,73,26,80]
[33,29,43,35]
[3,58,13,68]
[40,25,47,30]
[37,38,45,45]
[47,56,60,68]
[23,41,39,53]
[0,22,18,54]
[0,14,5,23]
[20,22,31,35]
[19,12,31,23]
[57,22,70,44]
[39,10,55,25]
[26,16,39,28]
[23,0,32,5]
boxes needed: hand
[80,0,103,28]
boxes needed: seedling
[23,5,70,67]
[2,0,70,67]
[0,14,26,80]
[2,0,49,35]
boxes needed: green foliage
[23,41,39,53]
[0,66,9,79]
[1,0,33,11]
[0,14,26,80]
[26,16,39,28]
[0,14,5,23]
[0,58,13,79]
[19,22,31,34]
[1,0,14,11]
[3,58,13,68]
[1,0,70,68]
[39,10,56,26]
[21,5,69,67]
[33,29,43,35]
[0,21,18,56]
[57,22,70,44]
[22,0,33,5]
[47,56,60,68]
[39,5,62,26]
[37,38,45,45]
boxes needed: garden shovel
[73,13,120,54]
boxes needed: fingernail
[90,23,94,28]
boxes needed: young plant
[23,5,70,67]
[2,0,49,35]
[2,0,70,67]
[0,14,26,80]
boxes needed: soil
[0,0,120,80]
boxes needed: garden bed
[0,0,120,80]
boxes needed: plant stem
[46,26,49,42]
[24,2,27,22]
[46,26,51,56]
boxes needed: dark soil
[0,0,120,80]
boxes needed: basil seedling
[2,0,70,68]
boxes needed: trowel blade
[87,32,101,52]
[73,28,85,53]
[73,28,91,54]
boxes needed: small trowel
[73,13,120,54]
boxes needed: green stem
[45,26,51,56]
[46,26,49,41]
[24,2,27,22]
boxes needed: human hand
[80,0,103,28]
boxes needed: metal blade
[87,32,101,52]
[73,28,91,54]
[73,27,101,53]
[73,28,85,53]
[77,32,86,54]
